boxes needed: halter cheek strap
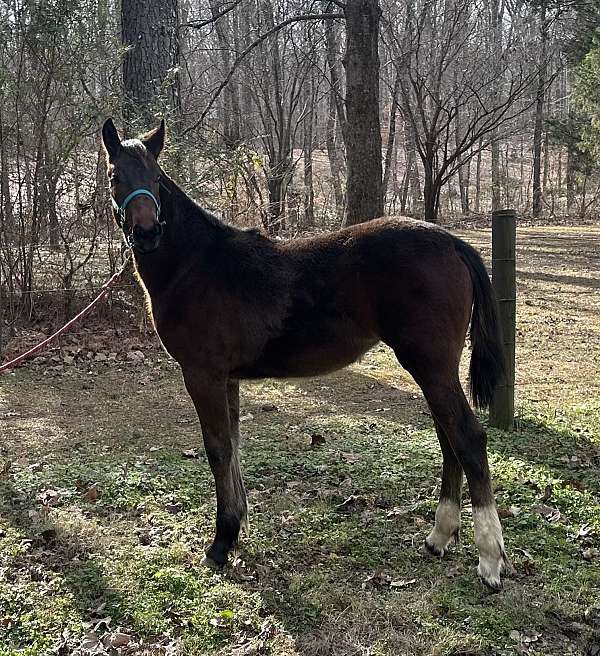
[111,188,162,227]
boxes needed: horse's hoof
[422,539,444,558]
[479,572,503,592]
[478,558,503,592]
[201,554,225,570]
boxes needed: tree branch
[183,12,344,135]
[183,0,243,30]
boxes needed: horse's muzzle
[129,223,164,254]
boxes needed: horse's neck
[132,183,217,298]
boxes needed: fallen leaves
[0,411,21,419]
[390,578,417,589]
[510,629,542,648]
[75,627,134,655]
[0,459,12,478]
[82,485,99,502]
[340,452,362,464]
[362,569,417,590]
[562,478,586,492]
[102,632,132,648]
[37,489,62,507]
[335,494,369,513]
[533,504,562,523]
[582,548,599,561]
[126,350,145,363]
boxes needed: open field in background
[0,226,599,655]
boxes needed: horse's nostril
[133,224,160,241]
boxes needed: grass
[0,226,599,655]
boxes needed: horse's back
[232,217,472,379]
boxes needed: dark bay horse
[102,119,508,590]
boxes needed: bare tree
[393,0,538,221]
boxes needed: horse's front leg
[227,379,249,534]
[183,370,247,568]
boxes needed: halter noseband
[111,188,162,229]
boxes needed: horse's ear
[102,118,121,160]
[141,119,166,159]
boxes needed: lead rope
[0,253,132,374]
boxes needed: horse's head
[102,118,166,254]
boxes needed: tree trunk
[423,161,440,222]
[210,0,240,147]
[542,114,550,197]
[579,173,587,218]
[326,87,345,221]
[566,143,575,212]
[302,76,315,227]
[267,172,286,233]
[491,141,501,210]
[532,2,548,218]
[405,121,421,214]
[0,117,13,236]
[489,0,502,211]
[325,17,346,221]
[259,0,291,235]
[325,17,347,141]
[122,0,180,129]
[382,72,400,201]
[457,156,470,215]
[44,139,59,250]
[343,0,383,225]
[474,141,482,213]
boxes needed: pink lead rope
[0,256,131,375]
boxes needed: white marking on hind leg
[473,504,505,590]
[425,499,461,557]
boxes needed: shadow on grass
[487,413,600,490]
[516,268,600,291]
[0,476,126,651]
[245,365,428,427]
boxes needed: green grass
[0,361,598,655]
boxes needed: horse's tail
[453,237,505,410]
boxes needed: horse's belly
[233,326,379,379]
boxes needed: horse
[101,118,509,590]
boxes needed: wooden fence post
[489,208,516,431]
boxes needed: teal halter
[111,188,161,227]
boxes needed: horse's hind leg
[424,420,463,557]
[424,380,505,590]
[394,349,505,590]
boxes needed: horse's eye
[155,174,161,183]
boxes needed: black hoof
[423,539,444,558]
[479,574,503,593]
[201,554,224,570]
[204,541,230,569]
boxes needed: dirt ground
[0,225,599,656]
